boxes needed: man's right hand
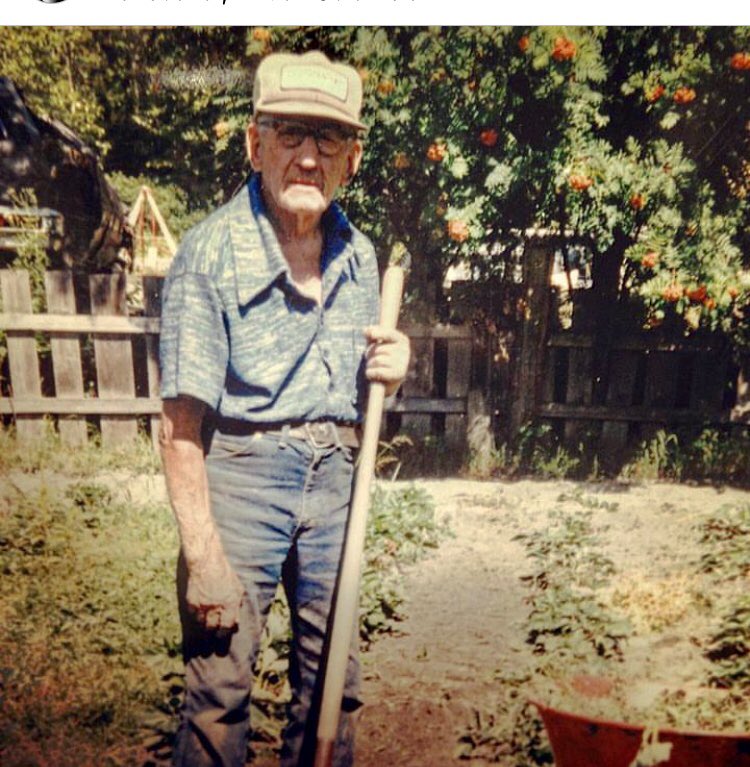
[160,395,245,633]
[186,542,246,631]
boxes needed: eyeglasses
[257,117,356,157]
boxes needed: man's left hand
[364,326,410,396]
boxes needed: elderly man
[159,51,409,767]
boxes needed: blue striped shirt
[159,174,380,423]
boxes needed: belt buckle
[305,421,337,448]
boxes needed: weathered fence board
[0,271,44,440]
[143,276,163,451]
[563,346,593,446]
[45,272,87,445]
[540,329,745,463]
[0,397,162,415]
[89,273,138,446]
[600,350,640,462]
[445,337,472,449]
[400,332,434,437]
[0,271,477,449]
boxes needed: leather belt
[215,418,361,449]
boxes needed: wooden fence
[536,331,749,465]
[0,270,479,450]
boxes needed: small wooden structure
[127,186,177,275]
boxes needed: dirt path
[357,480,533,767]
[353,478,750,767]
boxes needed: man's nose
[295,134,322,165]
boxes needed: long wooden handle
[313,265,405,767]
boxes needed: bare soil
[347,478,750,767]
[117,473,749,766]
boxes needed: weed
[557,486,620,512]
[0,422,161,476]
[622,429,680,481]
[375,433,414,480]
[622,427,750,485]
[697,504,750,689]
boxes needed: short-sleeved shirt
[159,174,380,424]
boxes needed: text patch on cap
[280,65,348,102]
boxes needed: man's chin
[280,188,328,216]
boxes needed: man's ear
[246,122,262,172]
[343,139,363,185]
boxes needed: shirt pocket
[326,324,368,411]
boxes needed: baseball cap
[253,51,366,131]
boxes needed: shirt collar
[228,174,361,307]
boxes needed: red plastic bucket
[534,701,750,767]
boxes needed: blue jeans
[173,430,361,767]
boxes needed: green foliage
[622,429,681,480]
[623,426,750,484]
[1,189,50,309]
[556,486,620,512]
[515,509,630,660]
[360,484,446,641]
[0,422,162,478]
[469,423,583,480]
[0,477,181,766]
[698,504,750,689]
[456,694,552,765]
[0,28,108,153]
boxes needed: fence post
[143,276,164,451]
[401,330,433,437]
[445,336,472,452]
[599,349,640,468]
[0,271,45,441]
[733,353,750,424]
[90,273,138,447]
[508,237,554,438]
[467,388,493,475]
[45,271,88,446]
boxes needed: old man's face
[247,115,362,223]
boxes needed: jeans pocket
[208,431,277,459]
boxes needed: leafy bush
[0,479,181,767]
[623,427,750,485]
[0,440,445,765]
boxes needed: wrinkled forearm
[160,436,222,570]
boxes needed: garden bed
[2,443,749,766]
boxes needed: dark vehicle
[0,76,131,270]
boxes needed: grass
[0,431,446,766]
[0,421,162,477]
[0,476,181,767]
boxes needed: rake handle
[312,265,405,767]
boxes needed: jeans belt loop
[304,421,341,449]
